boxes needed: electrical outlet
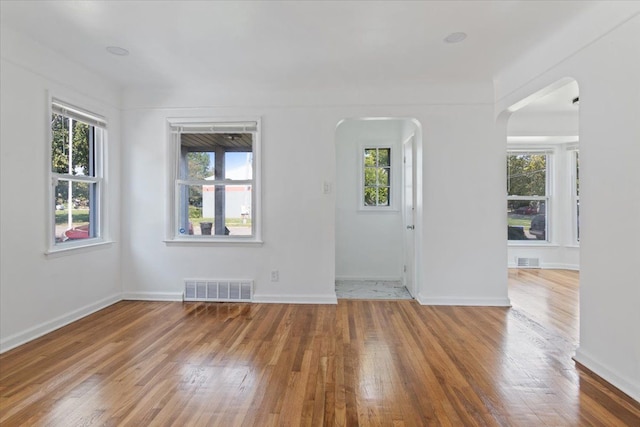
[271,270,279,282]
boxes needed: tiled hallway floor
[335,280,412,300]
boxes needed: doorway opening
[504,78,580,338]
[334,117,422,300]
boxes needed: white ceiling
[0,1,603,91]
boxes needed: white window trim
[165,117,262,244]
[46,94,109,255]
[569,147,580,245]
[507,148,553,244]
[358,142,399,212]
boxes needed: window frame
[358,143,399,212]
[569,147,580,244]
[46,96,108,254]
[507,148,553,244]
[166,118,262,244]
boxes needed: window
[507,152,550,241]
[169,120,260,241]
[50,99,106,249]
[363,147,391,207]
[572,149,580,243]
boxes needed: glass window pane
[364,149,376,167]
[507,200,546,241]
[364,187,376,206]
[378,167,390,186]
[364,166,376,186]
[225,152,253,180]
[507,154,547,196]
[51,114,70,173]
[378,187,390,206]
[378,148,390,167]
[54,180,95,243]
[178,184,252,236]
[184,152,215,180]
[71,120,93,177]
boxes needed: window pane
[364,166,376,186]
[378,187,390,206]
[378,167,390,186]
[54,180,96,243]
[178,184,252,236]
[71,121,92,177]
[507,154,546,196]
[51,114,70,173]
[377,148,390,167]
[364,187,390,207]
[225,152,253,180]
[507,200,546,240]
[181,133,253,181]
[364,149,376,167]
[51,114,95,176]
[185,152,215,180]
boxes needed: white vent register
[184,280,253,302]
[515,257,541,268]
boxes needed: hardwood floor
[1,270,638,426]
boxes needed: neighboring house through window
[50,99,106,249]
[169,120,260,242]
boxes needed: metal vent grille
[184,280,253,302]
[516,257,541,268]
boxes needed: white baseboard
[122,291,183,301]
[542,263,579,271]
[574,347,640,403]
[417,295,512,307]
[0,293,122,354]
[335,276,402,282]
[253,293,338,304]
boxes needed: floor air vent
[516,257,541,268]
[184,280,253,302]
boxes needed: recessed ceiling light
[106,46,129,56]
[444,32,467,43]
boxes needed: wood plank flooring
[1,270,639,426]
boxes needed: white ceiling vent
[516,257,541,268]
[184,280,253,302]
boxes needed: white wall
[496,14,640,402]
[121,81,508,307]
[335,119,405,281]
[0,28,122,352]
[419,106,509,305]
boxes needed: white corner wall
[0,28,122,352]
[496,13,640,402]
[335,119,405,281]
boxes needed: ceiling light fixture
[106,46,129,56]
[444,32,467,43]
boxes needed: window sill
[164,238,264,247]
[357,207,400,213]
[508,242,559,248]
[45,239,113,257]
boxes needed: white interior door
[403,135,416,297]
